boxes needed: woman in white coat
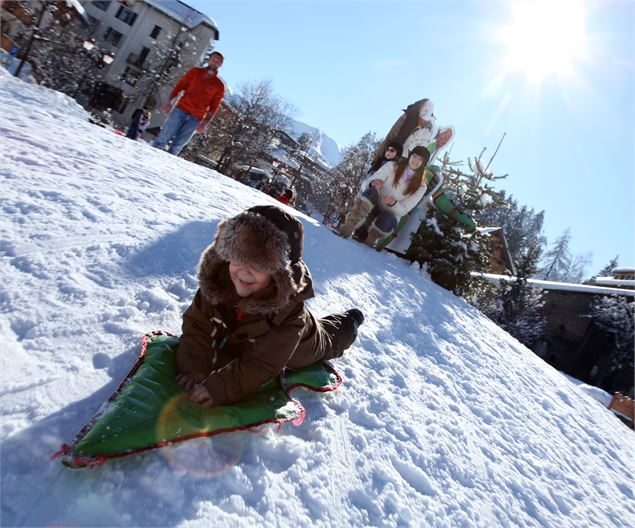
[339,145,430,246]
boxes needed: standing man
[151,51,225,156]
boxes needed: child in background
[275,188,295,206]
[176,205,364,407]
[126,106,150,140]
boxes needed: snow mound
[1,73,634,528]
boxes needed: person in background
[367,140,403,174]
[175,205,364,407]
[151,51,225,156]
[275,188,295,206]
[126,106,150,140]
[338,145,431,246]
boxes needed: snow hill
[1,70,634,528]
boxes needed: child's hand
[190,384,214,407]
[176,372,206,391]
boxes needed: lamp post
[72,39,115,99]
[14,0,49,78]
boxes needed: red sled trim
[53,331,342,468]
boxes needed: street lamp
[72,40,115,98]
[82,38,96,51]
[14,1,49,78]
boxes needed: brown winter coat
[176,208,356,406]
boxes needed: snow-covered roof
[476,273,635,297]
[267,148,301,170]
[65,0,89,22]
[593,276,635,289]
[145,0,219,35]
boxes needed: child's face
[229,261,273,297]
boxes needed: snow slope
[1,70,634,528]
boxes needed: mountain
[222,89,342,168]
[288,117,342,168]
[1,69,634,528]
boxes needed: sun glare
[498,0,588,84]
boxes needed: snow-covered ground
[1,70,634,528]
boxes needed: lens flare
[156,394,244,477]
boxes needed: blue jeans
[360,187,398,233]
[151,107,200,156]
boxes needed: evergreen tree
[473,241,547,348]
[476,192,546,265]
[589,295,634,374]
[319,132,378,224]
[539,228,591,282]
[288,131,320,187]
[594,256,619,278]
[407,146,507,297]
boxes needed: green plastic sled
[54,332,342,468]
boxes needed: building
[81,0,219,129]
[477,227,516,275]
[479,270,634,396]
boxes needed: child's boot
[337,197,373,238]
[344,308,365,334]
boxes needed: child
[176,205,364,407]
[126,106,150,140]
[275,188,295,206]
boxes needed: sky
[187,0,634,275]
[1,69,634,527]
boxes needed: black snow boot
[344,308,365,333]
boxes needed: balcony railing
[126,52,145,68]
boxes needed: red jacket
[170,67,225,121]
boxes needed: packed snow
[1,70,634,528]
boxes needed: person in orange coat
[151,51,225,156]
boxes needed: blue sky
[189,0,634,274]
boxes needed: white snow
[478,272,635,298]
[1,70,634,528]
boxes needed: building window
[93,1,111,11]
[115,6,138,26]
[103,27,123,46]
[121,66,141,87]
[150,25,162,39]
[139,46,150,64]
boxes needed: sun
[497,0,588,84]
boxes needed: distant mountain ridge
[288,118,342,168]
[223,90,342,168]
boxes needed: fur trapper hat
[198,205,309,314]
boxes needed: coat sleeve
[202,309,307,406]
[170,68,194,100]
[176,290,215,375]
[360,161,393,191]
[391,183,427,217]
[205,80,225,117]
